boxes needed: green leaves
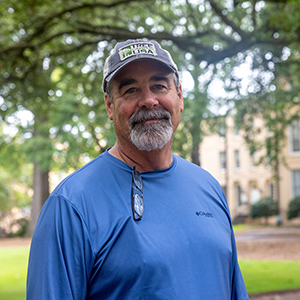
[250,198,278,220]
[287,196,300,220]
[0,0,300,218]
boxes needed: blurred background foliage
[0,0,300,235]
[250,198,278,224]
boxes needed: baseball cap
[102,39,179,92]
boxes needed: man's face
[105,59,184,151]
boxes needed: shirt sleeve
[230,227,249,300]
[27,194,95,300]
[216,185,249,299]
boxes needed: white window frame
[292,170,300,198]
[234,150,240,170]
[220,151,227,171]
[290,120,300,154]
[236,185,242,206]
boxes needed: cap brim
[103,56,177,91]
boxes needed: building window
[236,185,242,206]
[250,183,261,204]
[290,120,300,152]
[292,170,300,197]
[220,151,227,170]
[234,150,240,169]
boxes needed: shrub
[287,196,300,220]
[7,218,29,238]
[250,198,278,222]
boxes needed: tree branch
[208,0,246,38]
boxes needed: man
[27,39,249,299]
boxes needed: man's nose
[138,89,159,109]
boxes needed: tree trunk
[191,142,200,166]
[27,163,49,236]
[275,162,281,216]
[191,117,202,166]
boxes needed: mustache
[129,108,171,128]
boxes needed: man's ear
[178,83,184,112]
[104,93,113,120]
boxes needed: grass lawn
[233,224,251,232]
[239,260,300,295]
[0,246,300,299]
[232,224,262,232]
[0,247,29,300]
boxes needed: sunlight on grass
[239,260,300,295]
[232,224,262,232]
[0,247,29,300]
[233,224,250,232]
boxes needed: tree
[1,0,300,234]
[231,42,300,215]
[0,124,32,235]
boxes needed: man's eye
[124,87,137,94]
[153,84,166,91]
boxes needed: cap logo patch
[119,42,157,61]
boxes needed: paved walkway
[235,227,300,300]
[250,290,300,300]
[235,227,300,242]
[236,227,300,261]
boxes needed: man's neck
[108,142,173,172]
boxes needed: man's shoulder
[175,155,220,184]
[175,155,210,173]
[57,154,102,184]
[52,151,116,197]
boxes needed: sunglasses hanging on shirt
[131,166,144,221]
